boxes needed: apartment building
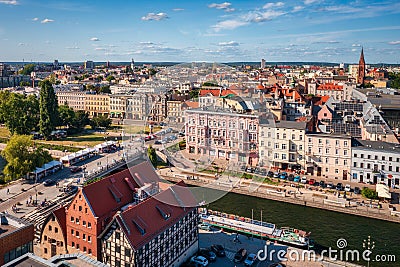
[259,119,309,170]
[110,95,128,119]
[56,91,86,111]
[185,106,259,166]
[352,139,400,187]
[99,182,198,267]
[305,133,352,180]
[85,94,110,117]
[308,82,354,101]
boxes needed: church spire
[357,47,366,85]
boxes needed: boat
[199,208,312,248]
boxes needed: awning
[376,184,391,199]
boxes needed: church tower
[357,48,365,85]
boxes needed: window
[72,242,75,247]
[88,236,91,242]
[354,154,357,158]
[299,135,303,140]
[55,227,58,233]
[344,150,348,156]
[84,246,87,253]
[79,206,82,211]
[125,248,131,257]
[49,225,52,231]
[382,156,386,161]
[83,234,86,240]
[353,162,357,167]
[335,169,339,174]
[76,231,80,238]
[367,155,371,159]
[115,232,120,239]
[292,134,295,140]
[83,221,86,227]
[89,249,92,255]
[76,218,79,224]
[44,248,48,254]
[88,222,91,228]
[116,245,121,253]
[335,159,339,165]
[44,235,47,241]
[389,157,393,161]
[76,243,80,249]
[318,139,322,144]
[360,154,364,158]
[71,229,74,235]
[344,141,348,146]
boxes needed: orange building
[40,207,68,259]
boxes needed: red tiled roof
[82,161,160,218]
[183,100,199,109]
[317,83,343,91]
[199,89,237,97]
[113,181,197,250]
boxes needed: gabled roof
[199,89,237,97]
[53,206,67,239]
[182,100,199,109]
[108,181,197,250]
[82,160,160,218]
[317,83,343,91]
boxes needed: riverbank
[158,169,400,224]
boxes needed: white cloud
[212,19,248,32]
[95,47,106,51]
[90,37,100,41]
[66,46,79,49]
[41,18,54,24]
[173,8,184,11]
[32,17,39,21]
[141,12,168,21]
[245,10,286,22]
[208,2,235,12]
[218,41,239,46]
[292,6,304,12]
[304,0,320,5]
[0,0,18,5]
[352,43,361,47]
[263,2,284,9]
[388,41,400,45]
[18,42,25,46]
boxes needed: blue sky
[0,0,400,63]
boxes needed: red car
[308,179,316,185]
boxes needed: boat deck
[201,214,276,235]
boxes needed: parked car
[288,174,295,181]
[273,172,280,178]
[234,248,247,263]
[244,253,257,266]
[354,186,361,194]
[198,223,211,231]
[178,131,185,137]
[326,183,334,189]
[300,177,307,184]
[279,172,288,179]
[69,166,82,173]
[198,248,216,262]
[159,122,167,126]
[319,181,326,188]
[293,175,301,182]
[308,178,316,185]
[210,244,225,257]
[190,256,208,267]
[344,184,351,192]
[336,183,344,191]
[260,169,267,176]
[267,171,274,177]
[43,179,55,186]
[154,140,162,145]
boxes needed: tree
[1,135,52,181]
[39,80,59,139]
[19,64,35,75]
[106,75,115,83]
[71,110,90,133]
[0,93,39,135]
[89,115,112,129]
[99,85,111,94]
[19,81,31,87]
[361,187,379,199]
[189,88,200,99]
[58,105,75,128]
[147,145,157,167]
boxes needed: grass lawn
[122,125,162,134]
[37,132,106,148]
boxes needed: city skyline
[1,0,400,63]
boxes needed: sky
[0,0,400,63]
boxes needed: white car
[344,184,351,192]
[244,253,257,266]
[300,177,307,184]
[191,255,208,266]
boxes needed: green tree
[89,114,111,129]
[1,93,39,135]
[99,85,111,94]
[39,80,59,139]
[1,135,51,181]
[19,81,31,87]
[189,88,200,99]
[71,110,90,133]
[58,105,75,128]
[106,75,115,83]
[147,145,157,166]
[361,187,379,199]
[19,64,35,75]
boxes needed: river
[207,192,400,267]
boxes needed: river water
[207,192,400,267]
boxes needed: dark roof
[111,181,197,250]
[353,139,400,153]
[82,160,160,218]
[53,206,67,241]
